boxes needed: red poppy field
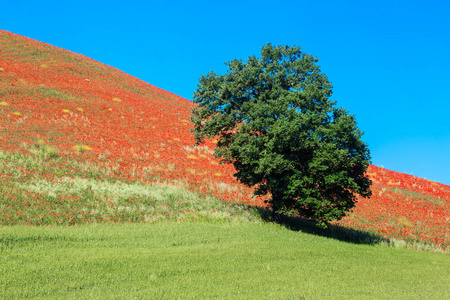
[1,30,449,252]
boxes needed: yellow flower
[398,217,413,228]
[0,67,5,72]
[13,111,21,116]
[107,108,113,111]
[112,97,122,102]
[187,155,198,160]
[62,109,70,113]
[76,107,84,112]
[0,101,9,106]
[73,145,92,151]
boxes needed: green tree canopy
[191,44,372,227]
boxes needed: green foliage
[192,44,372,226]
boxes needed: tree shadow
[253,207,387,245]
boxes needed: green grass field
[1,221,449,299]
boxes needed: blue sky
[2,0,449,185]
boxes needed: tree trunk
[271,195,282,224]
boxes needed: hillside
[0,30,449,251]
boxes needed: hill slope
[0,30,449,251]
[0,30,256,204]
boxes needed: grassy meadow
[2,222,449,299]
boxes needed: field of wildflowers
[0,30,448,252]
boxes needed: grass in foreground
[1,222,449,299]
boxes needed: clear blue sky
[2,0,450,185]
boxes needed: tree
[191,44,372,227]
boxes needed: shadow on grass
[253,207,387,245]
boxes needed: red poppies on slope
[0,30,448,250]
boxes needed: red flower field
[1,30,449,251]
